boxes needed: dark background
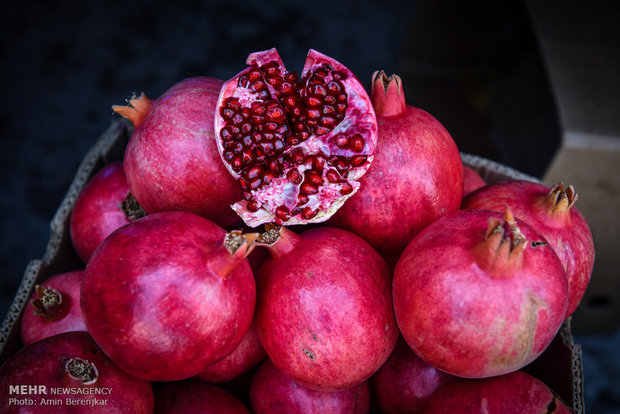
[1,0,617,411]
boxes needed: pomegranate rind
[214,48,378,227]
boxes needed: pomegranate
[422,370,571,413]
[330,71,463,260]
[214,48,378,227]
[393,209,568,378]
[20,270,87,346]
[370,337,454,414]
[155,381,250,414]
[81,211,256,381]
[255,224,398,391]
[250,358,370,414]
[462,180,595,318]
[195,319,267,384]
[113,77,241,227]
[462,164,486,196]
[0,331,154,413]
[70,161,145,262]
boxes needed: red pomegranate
[462,164,486,196]
[20,270,87,346]
[330,71,463,260]
[155,381,250,414]
[370,337,454,414]
[462,180,595,318]
[214,48,378,227]
[250,358,370,414]
[113,77,241,227]
[393,209,568,378]
[422,370,571,413]
[195,319,267,384]
[81,211,256,381]
[0,331,154,413]
[70,161,144,262]
[255,224,398,391]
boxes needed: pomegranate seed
[245,166,263,180]
[350,155,367,167]
[320,116,336,127]
[301,207,318,219]
[250,81,265,93]
[263,172,276,185]
[241,191,252,201]
[350,134,364,152]
[238,177,250,190]
[286,136,300,145]
[247,200,261,212]
[275,205,291,222]
[297,194,309,206]
[332,158,350,174]
[287,169,302,184]
[226,98,240,110]
[325,95,336,105]
[289,149,304,164]
[266,107,284,122]
[241,149,253,165]
[300,183,318,195]
[306,96,322,107]
[241,107,251,118]
[231,155,243,171]
[327,81,341,94]
[305,172,324,186]
[220,128,232,140]
[249,178,262,190]
[273,139,285,152]
[335,134,349,148]
[221,108,234,119]
[224,151,234,162]
[238,76,249,88]
[314,126,330,136]
[326,169,340,183]
[254,148,266,162]
[260,142,274,154]
[322,105,335,115]
[307,109,321,119]
[339,180,354,195]
[242,135,253,146]
[241,123,253,134]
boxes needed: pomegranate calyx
[256,224,300,259]
[120,192,147,221]
[541,182,577,223]
[65,357,98,385]
[112,92,152,128]
[31,285,62,316]
[209,230,258,279]
[371,71,406,117]
[476,208,526,278]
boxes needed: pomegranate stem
[208,231,258,278]
[371,71,406,117]
[112,92,152,128]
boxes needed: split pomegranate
[0,331,154,413]
[255,225,398,391]
[422,370,571,413]
[20,270,87,346]
[250,358,370,414]
[393,209,568,378]
[370,337,454,414]
[462,180,595,318]
[113,77,241,227]
[214,48,378,227]
[70,161,145,262]
[462,164,486,196]
[195,319,267,384]
[155,381,250,414]
[81,211,256,381]
[330,71,463,260]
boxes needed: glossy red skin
[250,359,370,414]
[256,227,398,391]
[462,165,486,196]
[370,337,454,414]
[422,371,571,413]
[81,211,255,381]
[155,382,250,414]
[20,270,87,346]
[70,162,133,262]
[393,210,568,378]
[462,180,595,318]
[331,105,463,260]
[196,319,267,383]
[124,77,241,227]
[0,331,154,413]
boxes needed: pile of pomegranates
[3,47,594,413]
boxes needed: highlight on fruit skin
[214,47,378,228]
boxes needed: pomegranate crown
[542,182,578,221]
[371,70,406,117]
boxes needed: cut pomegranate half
[215,48,378,227]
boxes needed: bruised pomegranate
[195,319,267,384]
[462,164,486,196]
[214,48,378,226]
[113,77,241,227]
[70,161,145,262]
[0,331,154,413]
[81,211,256,381]
[370,337,454,414]
[20,270,87,346]
[255,225,398,391]
[250,359,370,414]
[462,180,595,318]
[422,370,571,413]
[393,209,568,378]
[330,71,463,260]
[155,381,250,414]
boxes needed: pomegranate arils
[215,48,378,226]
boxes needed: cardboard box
[0,121,584,412]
